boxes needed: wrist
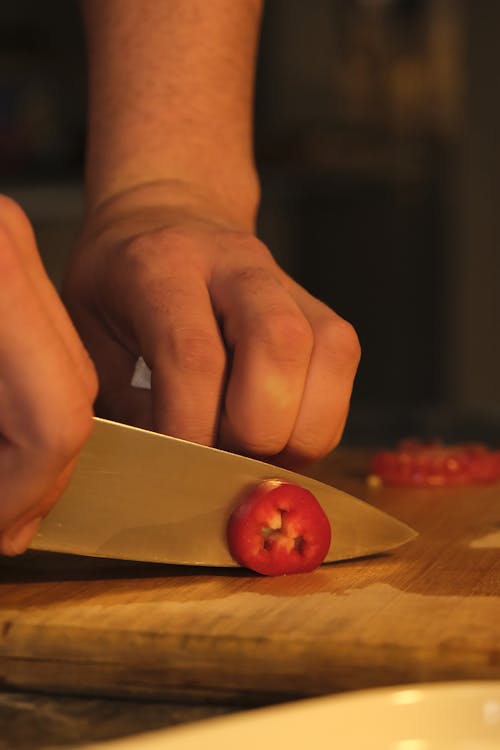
[80,177,260,245]
[81,0,263,235]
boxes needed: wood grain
[1,451,499,702]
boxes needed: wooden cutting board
[1,451,500,703]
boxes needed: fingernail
[1,516,44,556]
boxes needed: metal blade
[31,418,417,566]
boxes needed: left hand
[0,196,97,555]
[64,204,360,468]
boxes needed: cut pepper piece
[370,440,500,488]
[227,479,331,576]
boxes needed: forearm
[81,0,263,231]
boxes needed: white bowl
[77,681,500,750]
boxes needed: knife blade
[30,417,417,566]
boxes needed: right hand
[64,197,360,469]
[0,196,98,556]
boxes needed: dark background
[1,0,499,447]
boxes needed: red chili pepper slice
[370,440,500,488]
[227,480,331,576]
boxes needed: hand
[72,1,360,466]
[64,196,360,468]
[0,196,97,555]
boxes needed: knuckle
[261,312,313,364]
[168,330,225,377]
[317,315,361,368]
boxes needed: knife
[30,417,417,566]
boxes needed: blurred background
[1,0,499,447]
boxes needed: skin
[65,0,361,468]
[0,1,359,555]
[0,196,97,555]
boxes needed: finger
[70,305,153,430]
[214,266,314,457]
[0,458,76,556]
[125,266,227,445]
[0,195,98,401]
[0,227,94,531]
[277,285,361,467]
